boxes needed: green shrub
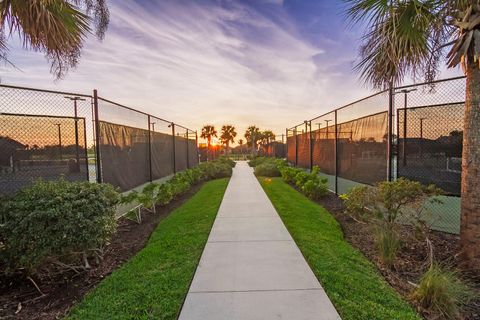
[198,161,232,180]
[1,179,119,275]
[280,166,302,184]
[248,156,268,167]
[169,173,192,197]
[294,170,310,188]
[217,156,236,168]
[156,182,174,206]
[412,264,476,319]
[340,178,443,268]
[301,179,328,200]
[137,183,160,211]
[254,162,281,177]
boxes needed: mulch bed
[318,192,480,320]
[0,183,203,320]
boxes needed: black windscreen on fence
[151,131,174,180]
[0,113,88,194]
[99,121,150,191]
[397,103,464,195]
[188,138,198,168]
[287,135,296,164]
[174,135,188,172]
[312,125,335,175]
[297,132,310,168]
[337,111,388,185]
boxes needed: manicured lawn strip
[259,177,421,320]
[67,178,229,320]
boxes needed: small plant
[254,161,281,177]
[280,166,302,184]
[340,178,443,268]
[412,264,476,319]
[374,225,401,268]
[137,183,161,212]
[1,179,119,275]
[301,179,328,200]
[156,182,174,206]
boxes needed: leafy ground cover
[259,177,421,320]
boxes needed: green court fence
[286,76,466,234]
[0,85,198,194]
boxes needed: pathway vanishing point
[179,161,341,320]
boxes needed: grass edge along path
[259,177,421,320]
[67,178,230,320]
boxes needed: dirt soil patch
[318,192,480,320]
[0,183,203,320]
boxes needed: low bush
[301,179,328,200]
[248,156,268,167]
[340,178,443,268]
[412,264,476,319]
[122,159,233,212]
[254,161,280,177]
[280,166,303,184]
[217,156,236,168]
[1,179,119,276]
[198,161,232,180]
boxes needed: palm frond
[0,0,109,78]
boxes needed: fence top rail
[0,83,92,98]
[0,112,86,120]
[97,96,196,133]
[397,100,465,111]
[288,76,466,129]
[394,75,466,90]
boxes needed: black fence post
[295,127,299,167]
[387,85,394,181]
[147,115,153,182]
[171,123,176,174]
[334,110,338,195]
[195,131,199,164]
[83,116,89,180]
[308,121,313,171]
[93,89,102,183]
[186,130,190,169]
[285,128,288,161]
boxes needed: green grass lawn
[259,177,421,320]
[67,178,229,320]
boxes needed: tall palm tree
[347,0,480,270]
[220,125,237,156]
[238,138,244,154]
[0,0,109,79]
[244,125,261,155]
[200,125,217,161]
[260,130,276,155]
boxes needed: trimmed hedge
[0,180,120,275]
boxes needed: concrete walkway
[179,161,341,320]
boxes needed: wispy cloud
[0,0,461,140]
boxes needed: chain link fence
[0,85,198,195]
[287,76,466,234]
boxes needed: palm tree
[260,130,276,155]
[347,0,480,270]
[200,125,217,161]
[244,125,261,155]
[0,1,109,79]
[238,139,244,155]
[220,125,237,156]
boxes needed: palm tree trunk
[207,139,211,162]
[460,60,480,272]
[226,142,229,156]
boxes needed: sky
[0,0,462,144]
